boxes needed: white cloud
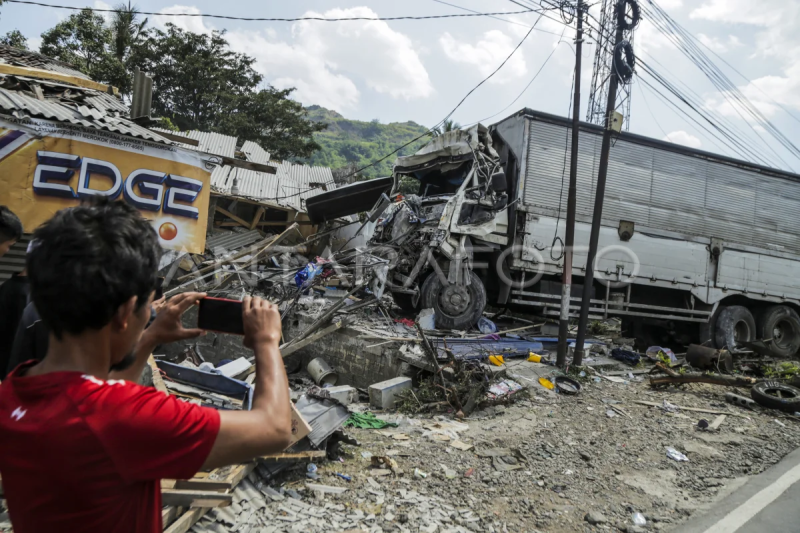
[693,0,800,116]
[152,6,433,112]
[440,30,527,84]
[697,33,743,53]
[636,19,679,54]
[94,0,113,25]
[658,0,684,9]
[154,5,213,35]
[225,31,361,112]
[663,130,702,149]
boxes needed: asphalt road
[680,445,800,533]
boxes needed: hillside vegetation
[305,106,432,179]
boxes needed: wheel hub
[440,284,470,315]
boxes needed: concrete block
[325,385,358,405]
[369,377,412,410]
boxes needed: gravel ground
[249,372,800,533]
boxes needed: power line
[341,12,547,180]
[6,0,537,22]
[431,0,566,37]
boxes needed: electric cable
[6,0,538,21]
[339,11,546,181]
[550,68,576,262]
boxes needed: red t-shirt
[0,362,221,533]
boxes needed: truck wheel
[757,305,800,357]
[392,293,419,315]
[714,305,755,351]
[420,271,486,331]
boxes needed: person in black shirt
[0,206,25,378]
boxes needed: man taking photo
[0,199,292,532]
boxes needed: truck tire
[392,292,419,315]
[757,305,800,357]
[751,381,800,413]
[420,271,486,331]
[715,305,756,350]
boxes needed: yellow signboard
[0,118,211,253]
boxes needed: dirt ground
[268,368,800,533]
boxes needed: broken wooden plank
[161,489,232,508]
[709,415,727,430]
[173,479,232,492]
[148,355,168,394]
[220,462,256,488]
[161,506,183,529]
[250,206,266,230]
[260,450,327,462]
[215,206,251,229]
[177,223,297,281]
[163,507,208,533]
[633,400,749,418]
[280,319,347,358]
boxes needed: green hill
[305,106,432,179]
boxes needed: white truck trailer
[489,108,800,356]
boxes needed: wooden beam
[220,156,277,175]
[210,192,294,212]
[260,450,327,462]
[214,206,250,229]
[164,507,208,533]
[162,506,184,529]
[250,207,266,230]
[161,489,232,508]
[176,222,297,282]
[633,400,749,418]
[281,319,347,357]
[216,221,314,227]
[0,64,119,94]
[149,130,200,146]
[148,355,168,394]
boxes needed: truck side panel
[717,250,800,300]
[522,116,800,257]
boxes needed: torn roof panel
[0,45,89,80]
[185,130,238,159]
[211,161,335,213]
[205,229,263,253]
[0,81,174,144]
[240,140,270,164]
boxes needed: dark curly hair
[27,198,161,339]
[0,205,23,244]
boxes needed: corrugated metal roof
[240,140,270,164]
[205,229,263,253]
[0,45,88,80]
[0,87,174,144]
[185,130,237,158]
[0,236,30,285]
[211,161,335,212]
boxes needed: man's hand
[242,296,281,349]
[143,292,207,347]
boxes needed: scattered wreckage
[310,109,800,357]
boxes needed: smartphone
[197,297,245,335]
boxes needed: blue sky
[2,0,799,171]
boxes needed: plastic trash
[414,468,428,479]
[632,512,647,526]
[538,377,555,390]
[666,447,689,462]
[417,308,436,330]
[477,317,498,334]
[489,355,505,366]
[334,473,352,482]
[528,352,543,363]
[295,263,323,288]
[306,463,320,480]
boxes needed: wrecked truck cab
[372,124,510,330]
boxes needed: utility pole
[556,0,584,368]
[573,0,627,365]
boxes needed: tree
[131,24,260,132]
[0,30,27,50]
[216,88,326,161]
[39,8,127,90]
[133,24,325,160]
[432,119,461,137]
[111,2,147,61]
